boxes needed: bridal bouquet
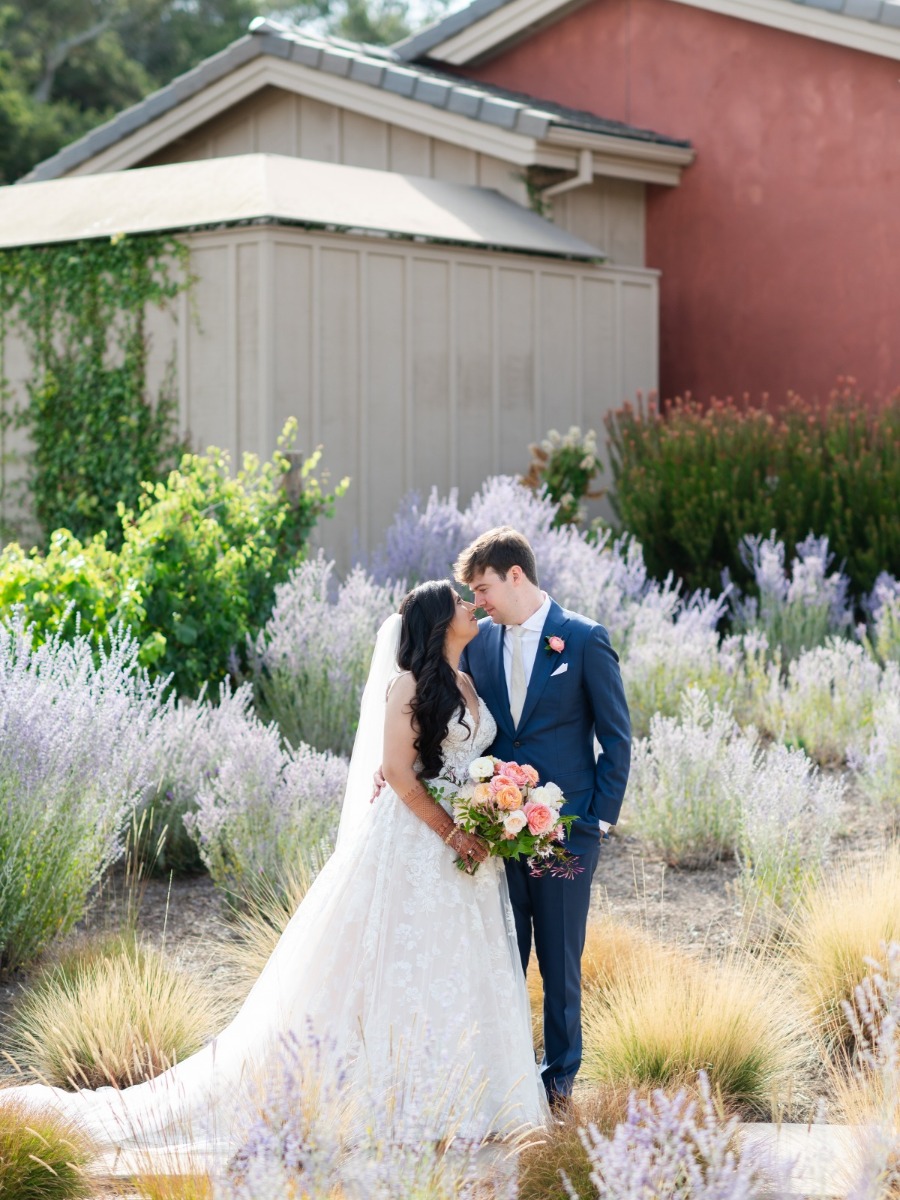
[431,756,581,878]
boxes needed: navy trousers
[505,819,602,1099]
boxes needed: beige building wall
[2,225,657,562]
[139,86,645,266]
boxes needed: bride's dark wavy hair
[398,581,467,779]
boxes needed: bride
[2,581,548,1163]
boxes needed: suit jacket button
[513,740,521,748]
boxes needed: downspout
[541,148,594,199]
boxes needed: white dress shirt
[504,593,611,834]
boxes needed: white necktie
[509,626,526,727]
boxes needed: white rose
[529,786,550,806]
[542,782,564,809]
[502,811,528,836]
[469,756,496,782]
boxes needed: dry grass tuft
[5,934,226,1090]
[516,1084,641,1200]
[0,1096,95,1199]
[789,842,900,1052]
[527,916,662,1052]
[581,947,808,1117]
[126,1174,213,1200]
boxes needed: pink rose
[501,762,530,788]
[524,802,554,836]
[521,764,540,787]
[489,774,516,795]
[547,636,565,654]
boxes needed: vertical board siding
[411,258,452,502]
[365,254,407,550]
[454,263,494,502]
[497,268,536,472]
[2,224,657,564]
[341,112,390,170]
[298,96,340,162]
[236,242,260,453]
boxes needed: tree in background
[0,0,451,184]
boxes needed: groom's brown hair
[454,526,539,586]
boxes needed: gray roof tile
[19,17,687,184]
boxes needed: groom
[455,526,631,1111]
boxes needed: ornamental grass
[0,1098,95,1200]
[5,935,225,1090]
[128,1175,213,1200]
[581,948,808,1117]
[527,916,662,1054]
[789,843,900,1053]
[516,1083,638,1200]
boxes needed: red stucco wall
[462,0,900,402]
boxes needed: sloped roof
[396,0,900,63]
[21,19,688,184]
[0,153,605,259]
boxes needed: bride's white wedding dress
[3,620,547,1162]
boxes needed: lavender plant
[0,616,164,970]
[250,553,405,757]
[842,943,900,1200]
[562,1073,787,1200]
[183,707,347,905]
[221,1027,514,1200]
[139,682,262,874]
[625,689,755,867]
[763,640,887,765]
[867,572,900,665]
[730,533,853,664]
[738,743,845,910]
[853,687,900,824]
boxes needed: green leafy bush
[119,421,347,695]
[0,528,124,644]
[521,425,604,526]
[605,387,900,595]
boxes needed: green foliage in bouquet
[521,425,604,526]
[605,386,900,595]
[119,420,348,695]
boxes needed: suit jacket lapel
[473,620,513,740]
[516,601,571,732]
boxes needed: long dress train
[1,691,548,1161]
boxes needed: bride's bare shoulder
[385,670,416,703]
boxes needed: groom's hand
[370,766,387,803]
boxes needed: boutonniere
[544,635,565,654]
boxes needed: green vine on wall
[0,234,191,548]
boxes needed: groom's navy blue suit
[461,599,631,1099]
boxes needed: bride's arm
[383,674,488,872]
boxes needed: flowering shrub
[605,387,900,595]
[853,685,900,824]
[250,554,404,757]
[563,1074,785,1200]
[867,573,900,665]
[625,689,753,867]
[520,426,604,526]
[842,944,900,1200]
[0,618,163,971]
[762,640,887,764]
[139,682,262,875]
[738,743,845,909]
[183,707,347,905]
[221,1029,510,1200]
[730,532,852,663]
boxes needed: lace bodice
[414,695,497,781]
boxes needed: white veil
[335,612,402,853]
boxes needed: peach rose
[500,762,530,788]
[473,782,494,805]
[521,764,540,787]
[493,784,524,811]
[489,774,516,794]
[524,802,554,836]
